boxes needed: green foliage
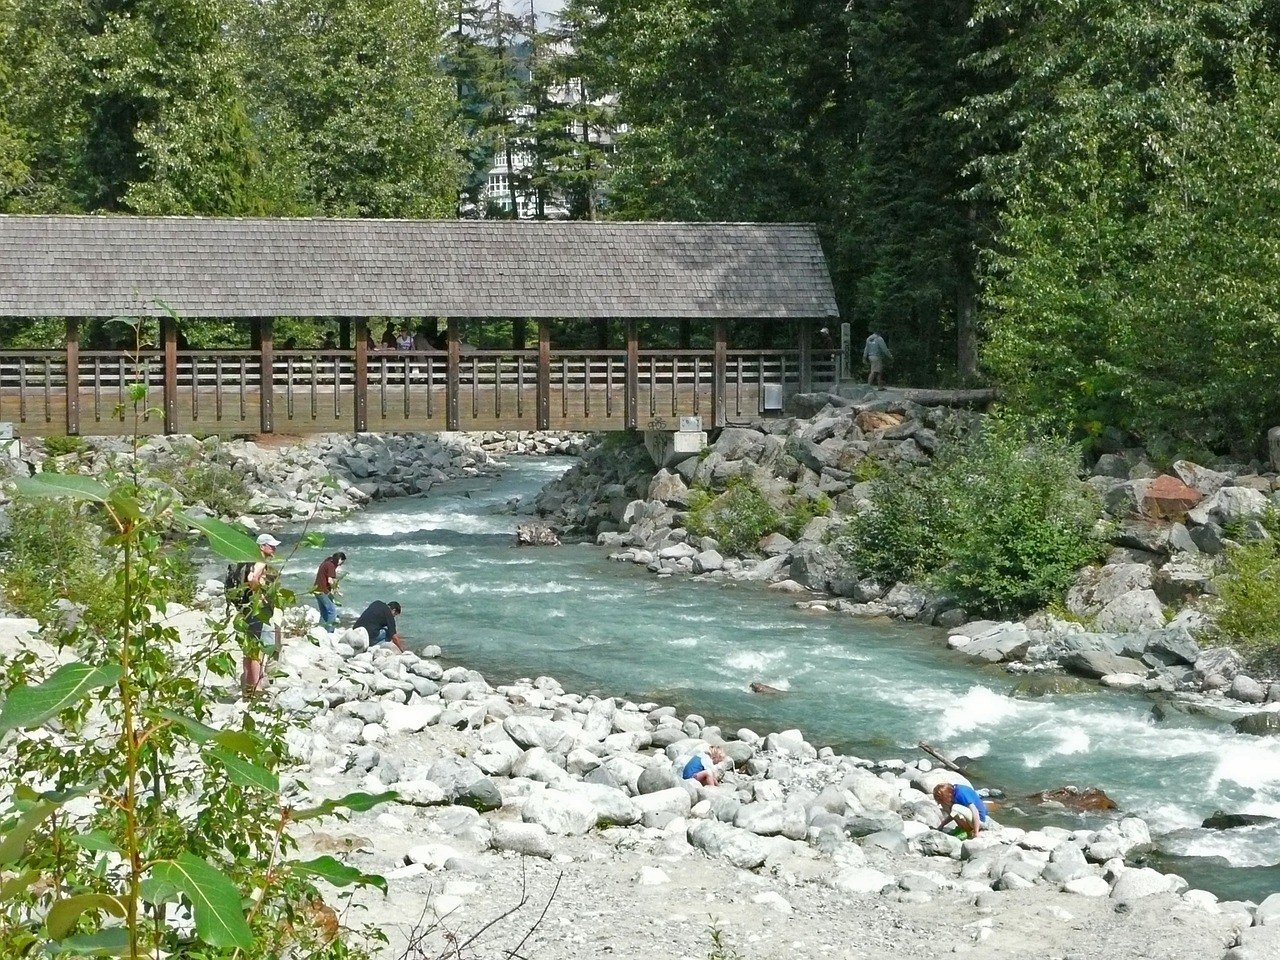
[686,478,781,555]
[0,416,386,957]
[967,0,1280,453]
[832,420,1104,616]
[1212,515,1280,671]
[147,440,250,519]
[784,491,831,540]
[706,921,744,960]
[41,435,87,458]
[0,496,108,622]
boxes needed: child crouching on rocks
[933,782,989,839]
[679,746,727,787]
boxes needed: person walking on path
[933,782,989,839]
[354,599,405,651]
[863,331,893,386]
[242,533,282,696]
[312,551,346,633]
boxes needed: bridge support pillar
[65,319,80,436]
[257,317,274,433]
[447,318,461,430]
[162,315,178,434]
[797,319,813,393]
[624,319,639,429]
[536,320,551,430]
[353,318,368,432]
[644,417,707,468]
[712,319,727,428]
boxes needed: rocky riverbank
[534,392,1280,724]
[0,429,584,527]
[18,597,1260,960]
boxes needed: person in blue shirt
[933,782,989,838]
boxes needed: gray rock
[636,763,681,795]
[764,729,818,760]
[1189,521,1226,555]
[687,820,777,869]
[502,716,579,754]
[1095,589,1166,632]
[565,781,641,827]
[844,812,903,838]
[1062,650,1148,680]
[489,822,553,859]
[693,550,724,574]
[1229,675,1267,705]
[862,829,908,855]
[1194,648,1246,685]
[426,757,503,812]
[757,532,794,557]
[789,543,839,592]
[521,789,597,836]
[1042,843,1090,884]
[1109,867,1172,901]
[1173,460,1232,496]
[914,831,962,859]
[1233,712,1280,736]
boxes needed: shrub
[686,478,781,554]
[148,439,251,518]
[1211,530,1280,671]
[784,491,831,540]
[42,435,88,458]
[0,496,109,621]
[831,418,1104,616]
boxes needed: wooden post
[353,318,368,432]
[678,319,691,350]
[257,317,274,433]
[797,319,813,394]
[513,318,527,350]
[447,318,461,430]
[624,319,639,430]
[65,318,80,436]
[712,319,728,428]
[536,320,551,430]
[162,315,178,435]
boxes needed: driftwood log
[918,740,969,775]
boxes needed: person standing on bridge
[863,330,893,387]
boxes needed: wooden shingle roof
[0,216,839,320]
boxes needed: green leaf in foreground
[0,801,60,865]
[179,512,261,562]
[13,473,108,503]
[291,855,388,893]
[44,926,129,956]
[69,830,121,855]
[45,893,126,939]
[292,791,398,822]
[150,853,252,949]
[0,661,123,736]
[205,746,279,793]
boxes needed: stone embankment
[534,393,1280,716]
[260,612,1273,957]
[1,430,583,526]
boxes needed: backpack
[224,562,255,609]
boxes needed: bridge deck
[0,348,837,437]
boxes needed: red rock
[1143,474,1203,519]
[856,411,905,433]
[1029,786,1118,811]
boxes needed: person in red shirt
[312,551,346,633]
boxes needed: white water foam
[326,509,512,537]
[668,636,702,648]
[928,686,1022,736]
[725,649,788,675]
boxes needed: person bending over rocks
[934,782,988,839]
[678,746,726,787]
[354,599,404,651]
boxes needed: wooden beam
[353,318,368,432]
[162,315,178,434]
[624,319,639,429]
[257,317,275,433]
[447,318,461,430]
[712,319,728,428]
[65,318,80,436]
[797,319,813,394]
[536,320,551,430]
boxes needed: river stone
[1062,650,1148,681]
[382,702,443,735]
[1042,843,1090,884]
[648,470,690,506]
[765,729,818,760]
[503,716,579,753]
[635,787,692,822]
[693,550,724,574]
[636,762,681,795]
[426,757,503,812]
[1228,675,1267,704]
[1195,648,1247,685]
[1095,589,1166,632]
[844,812,903,838]
[511,747,570,784]
[1094,564,1155,607]
[1232,712,1280,736]
[687,820,775,869]
[521,789,597,836]
[565,781,641,827]
[1086,818,1150,862]
[757,532,794,557]
[1191,486,1271,526]
[1110,867,1173,901]
[914,831,962,859]
[830,867,896,895]
[1011,674,1095,698]
[489,822,553,859]
[843,770,897,812]
[1147,628,1200,667]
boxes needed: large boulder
[648,470,690,507]
[1142,475,1203,519]
[425,757,503,812]
[521,789,598,836]
[789,543,840,592]
[1232,712,1280,736]
[502,716,579,754]
[687,820,778,869]
[489,822,553,859]
[1189,486,1271,526]
[1095,589,1166,632]
[713,427,767,462]
[1062,650,1149,680]
[1173,460,1232,497]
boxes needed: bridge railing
[0,346,839,437]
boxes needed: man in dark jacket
[354,600,404,651]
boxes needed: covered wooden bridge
[0,216,840,437]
